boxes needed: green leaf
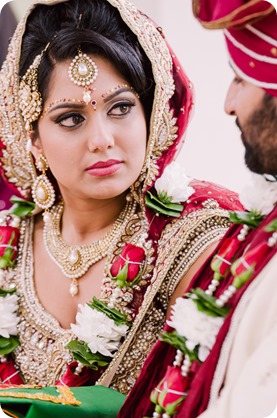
[156,190,172,204]
[114,262,143,289]
[0,258,15,269]
[9,196,35,217]
[88,297,130,326]
[114,263,128,288]
[229,210,263,228]
[148,191,184,211]
[0,288,16,297]
[264,218,277,232]
[191,288,230,317]
[160,331,198,361]
[0,336,19,355]
[0,232,17,269]
[232,268,254,289]
[66,340,111,370]
[165,396,187,415]
[145,193,182,218]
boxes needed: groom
[118,1,277,417]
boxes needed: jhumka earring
[68,50,98,107]
[32,154,55,210]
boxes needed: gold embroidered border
[98,208,230,393]
[192,0,274,29]
[0,386,80,406]
[3,410,20,418]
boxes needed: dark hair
[19,0,154,123]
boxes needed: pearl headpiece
[68,50,99,105]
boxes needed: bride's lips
[86,159,123,177]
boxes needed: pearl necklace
[43,200,137,296]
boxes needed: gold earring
[32,154,55,209]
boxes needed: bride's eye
[55,113,85,127]
[108,101,136,117]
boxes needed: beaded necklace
[43,200,136,296]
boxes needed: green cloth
[0,385,125,418]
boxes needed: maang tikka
[68,49,98,107]
[32,154,56,210]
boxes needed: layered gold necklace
[43,200,136,296]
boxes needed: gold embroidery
[13,207,152,385]
[99,209,231,394]
[192,0,275,29]
[0,386,81,406]
[3,410,20,418]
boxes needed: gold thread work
[0,386,81,406]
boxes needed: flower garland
[0,164,198,386]
[149,174,277,417]
[0,198,34,385]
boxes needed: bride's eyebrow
[42,100,86,116]
[49,102,86,112]
[102,85,139,102]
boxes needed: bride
[0,0,241,395]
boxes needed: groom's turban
[193,0,277,96]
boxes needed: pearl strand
[181,355,191,377]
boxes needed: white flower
[155,161,195,204]
[0,294,19,338]
[239,174,277,216]
[0,211,10,226]
[0,270,5,288]
[71,303,128,357]
[167,297,224,362]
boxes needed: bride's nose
[87,116,115,152]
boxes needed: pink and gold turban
[193,0,277,96]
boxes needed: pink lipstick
[86,159,122,177]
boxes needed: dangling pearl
[83,91,91,104]
[78,62,88,76]
[70,280,79,296]
[126,193,132,202]
[43,211,52,224]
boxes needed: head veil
[0,0,194,216]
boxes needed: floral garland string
[0,198,33,385]
[149,174,277,417]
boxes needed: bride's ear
[27,129,43,160]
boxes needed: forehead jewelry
[41,97,97,117]
[68,49,98,107]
